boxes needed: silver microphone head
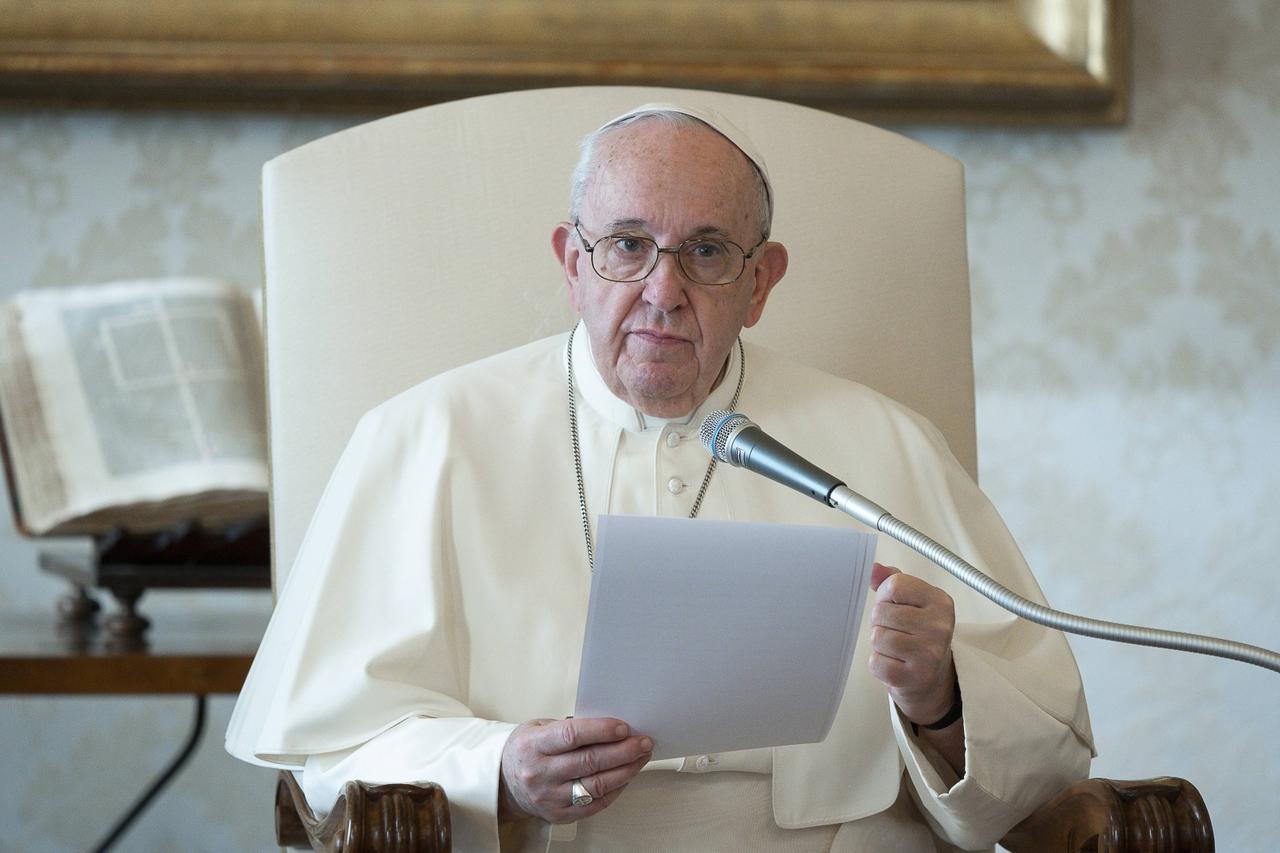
[699,410,754,463]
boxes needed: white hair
[568,110,773,239]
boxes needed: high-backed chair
[259,87,1212,852]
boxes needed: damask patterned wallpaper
[1,2,1276,850]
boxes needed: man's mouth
[629,329,690,346]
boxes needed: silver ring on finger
[570,779,594,807]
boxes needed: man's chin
[621,374,701,419]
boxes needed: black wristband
[909,679,963,737]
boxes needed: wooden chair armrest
[1000,776,1213,853]
[274,770,1213,852]
[275,770,451,852]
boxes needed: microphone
[700,411,893,530]
[698,409,1280,674]
[699,412,844,503]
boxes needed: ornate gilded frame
[0,0,1128,123]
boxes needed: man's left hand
[868,562,957,726]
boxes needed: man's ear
[743,241,788,328]
[552,222,583,311]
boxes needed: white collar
[567,323,742,433]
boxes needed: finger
[868,650,911,687]
[874,570,947,609]
[870,622,942,660]
[872,600,922,632]
[551,775,636,824]
[545,735,654,782]
[870,606,952,664]
[527,717,632,756]
[869,628,951,685]
[872,600,946,635]
[576,751,652,800]
[873,569,922,605]
[869,627,908,663]
[548,755,649,824]
[869,649,948,691]
[870,562,900,591]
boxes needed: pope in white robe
[227,103,1094,852]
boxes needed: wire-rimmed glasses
[574,221,766,286]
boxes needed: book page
[0,303,68,533]
[9,278,267,533]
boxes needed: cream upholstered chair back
[263,86,974,585]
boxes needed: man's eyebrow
[602,219,729,237]
[602,218,649,232]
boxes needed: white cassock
[226,324,1094,852]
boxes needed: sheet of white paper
[575,515,876,761]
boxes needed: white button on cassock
[667,477,685,494]
[694,755,711,771]
[666,432,681,448]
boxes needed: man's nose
[641,251,690,312]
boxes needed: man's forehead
[586,133,759,234]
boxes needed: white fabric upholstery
[262,86,975,583]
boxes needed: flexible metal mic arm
[701,411,1280,675]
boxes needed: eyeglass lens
[594,236,744,285]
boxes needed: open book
[0,278,268,537]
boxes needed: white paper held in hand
[574,515,876,761]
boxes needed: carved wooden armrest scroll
[276,770,451,852]
[1001,776,1213,853]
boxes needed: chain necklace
[567,326,746,570]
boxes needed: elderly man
[228,104,1093,852]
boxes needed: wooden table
[0,608,269,852]
[0,610,265,694]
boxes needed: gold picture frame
[0,0,1129,124]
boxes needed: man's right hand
[498,717,653,824]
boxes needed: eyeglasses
[573,221,766,286]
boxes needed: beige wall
[1,1,1277,849]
